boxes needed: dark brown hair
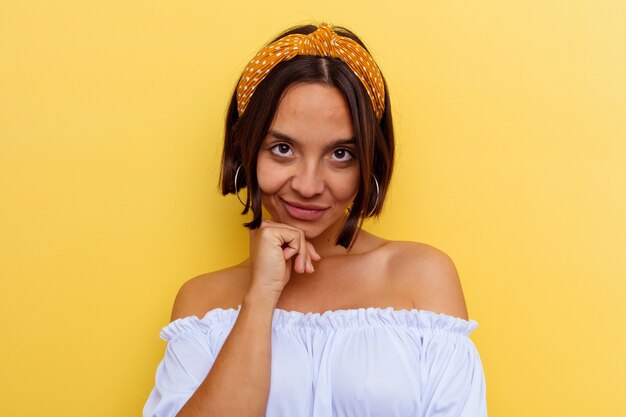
[220,24,395,248]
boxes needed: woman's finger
[255,219,318,273]
[283,245,298,260]
[303,246,315,273]
[279,225,305,273]
[298,228,310,273]
[307,241,321,262]
[301,245,312,273]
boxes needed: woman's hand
[246,220,321,306]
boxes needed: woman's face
[256,83,360,240]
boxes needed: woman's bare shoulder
[382,240,469,320]
[170,261,250,322]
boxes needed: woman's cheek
[332,172,360,202]
[256,159,283,194]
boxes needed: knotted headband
[236,24,385,120]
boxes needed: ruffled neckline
[161,306,478,341]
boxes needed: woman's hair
[220,24,395,248]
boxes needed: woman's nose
[290,163,324,198]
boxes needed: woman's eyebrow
[267,129,356,147]
[267,130,295,143]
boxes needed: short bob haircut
[220,24,395,249]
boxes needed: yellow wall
[1,1,624,415]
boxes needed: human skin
[256,83,361,258]
[176,84,355,416]
[172,82,469,417]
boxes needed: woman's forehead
[270,84,354,138]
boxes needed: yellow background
[1,1,625,416]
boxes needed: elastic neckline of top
[235,304,474,322]
[198,305,479,329]
[160,305,479,340]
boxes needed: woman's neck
[306,219,370,258]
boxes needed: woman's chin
[263,208,345,242]
[266,216,325,239]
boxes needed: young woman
[144,23,486,417]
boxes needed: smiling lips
[281,199,328,221]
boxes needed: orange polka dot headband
[236,24,385,120]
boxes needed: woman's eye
[270,144,293,156]
[331,148,354,162]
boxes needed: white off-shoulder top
[143,306,486,417]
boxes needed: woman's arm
[175,294,275,417]
[174,220,320,417]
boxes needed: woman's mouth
[281,199,328,221]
